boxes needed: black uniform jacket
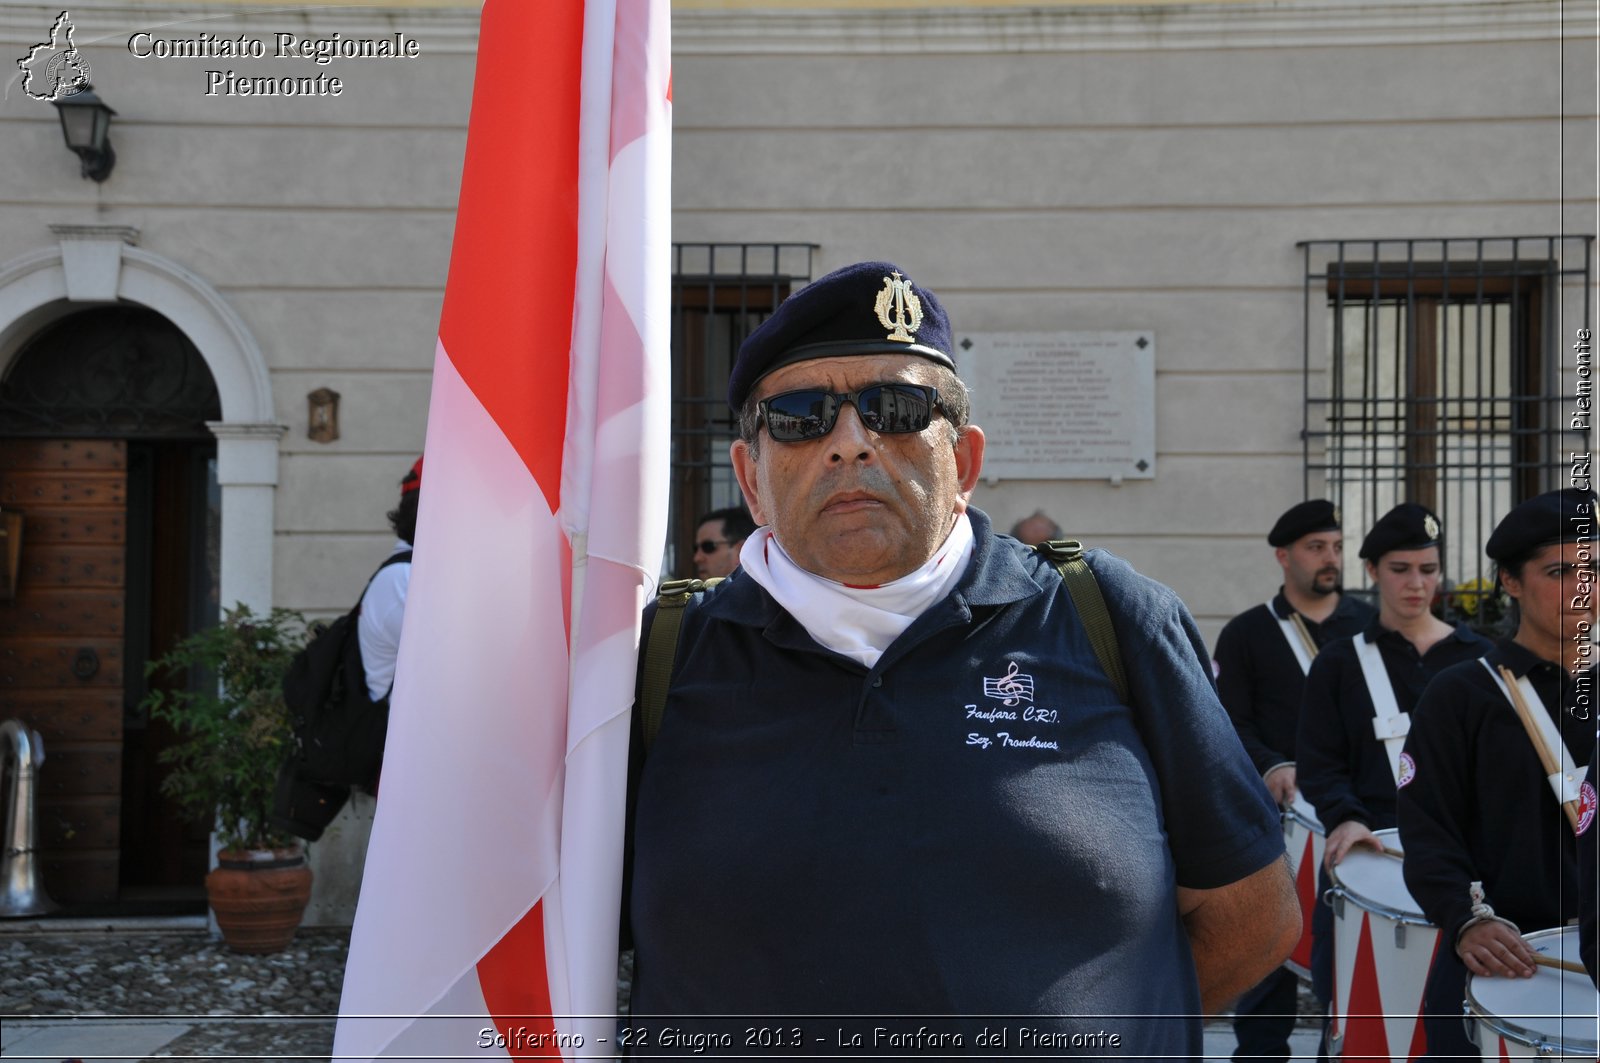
[1398,640,1595,943]
[1213,590,1374,777]
[1298,619,1492,832]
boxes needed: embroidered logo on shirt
[982,660,1034,706]
[1397,752,1416,788]
[966,660,1059,751]
[1579,781,1598,835]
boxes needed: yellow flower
[1450,576,1496,618]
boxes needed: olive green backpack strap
[1034,539,1130,705]
[640,577,722,753]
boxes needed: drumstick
[1531,953,1588,975]
[1288,613,1319,662]
[1498,665,1583,834]
[1377,844,1405,860]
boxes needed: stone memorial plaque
[955,331,1155,482]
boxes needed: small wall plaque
[955,331,1156,483]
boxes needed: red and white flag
[333,0,670,1058]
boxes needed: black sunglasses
[757,383,944,443]
[693,539,730,554]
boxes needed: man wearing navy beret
[1212,499,1373,1061]
[626,261,1299,1055]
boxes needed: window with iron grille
[667,243,816,576]
[1300,236,1593,626]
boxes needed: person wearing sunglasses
[691,506,756,580]
[626,260,1298,1054]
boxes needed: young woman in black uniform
[1398,488,1598,1057]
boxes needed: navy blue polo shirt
[627,509,1283,1056]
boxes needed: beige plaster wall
[670,3,1596,635]
[0,1,1591,921]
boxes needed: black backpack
[281,550,412,788]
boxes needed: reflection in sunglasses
[759,383,943,443]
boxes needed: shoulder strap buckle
[1033,538,1085,564]
[1033,538,1129,705]
[658,577,719,606]
[641,576,723,751]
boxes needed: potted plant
[139,603,312,953]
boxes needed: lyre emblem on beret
[874,270,924,343]
[1424,514,1440,539]
[1332,505,1342,526]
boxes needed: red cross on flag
[333,1,670,1057]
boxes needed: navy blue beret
[727,261,955,410]
[1359,503,1443,560]
[1267,499,1342,547]
[1485,488,1597,563]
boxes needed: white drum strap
[1480,660,1584,805]
[1271,602,1315,676]
[1353,636,1409,785]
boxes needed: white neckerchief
[738,513,975,668]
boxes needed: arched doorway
[0,304,222,913]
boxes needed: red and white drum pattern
[1282,793,1327,979]
[1328,828,1440,1061]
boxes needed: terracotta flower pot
[205,847,313,954]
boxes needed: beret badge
[874,270,924,343]
[1424,514,1440,540]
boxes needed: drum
[1281,792,1326,979]
[1327,828,1439,1062]
[1466,926,1600,1061]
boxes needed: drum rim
[1465,926,1599,1053]
[1283,807,1326,834]
[1326,828,1432,926]
[1326,869,1435,928]
[1283,795,1325,834]
[1466,1001,1600,1054]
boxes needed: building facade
[0,0,1591,922]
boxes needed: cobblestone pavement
[0,923,348,1061]
[0,922,1321,1061]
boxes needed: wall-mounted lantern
[52,85,116,182]
[307,388,340,443]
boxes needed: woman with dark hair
[1298,504,1493,865]
[1296,504,1493,1051]
[1398,487,1598,1056]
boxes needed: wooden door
[0,439,127,904]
